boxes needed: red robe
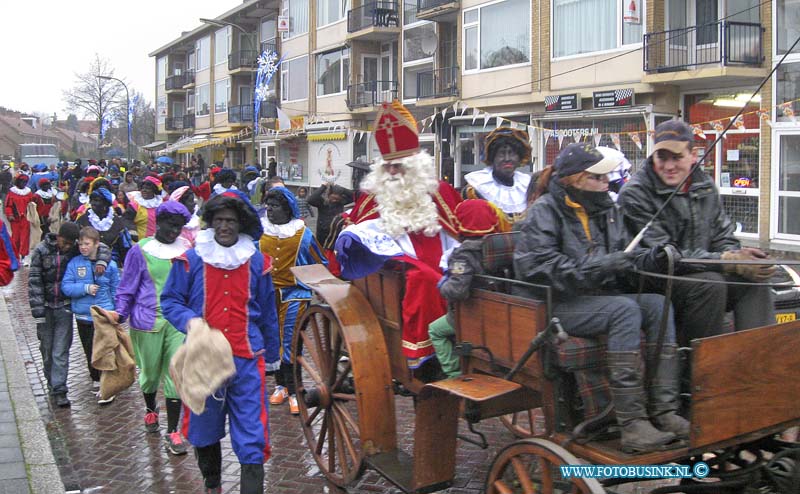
[4,189,40,258]
[346,181,462,367]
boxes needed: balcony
[182,70,195,88]
[228,50,259,72]
[260,39,277,55]
[346,81,398,111]
[415,0,459,22]
[643,21,766,85]
[416,66,459,103]
[165,116,186,132]
[228,104,254,125]
[165,74,188,92]
[183,114,195,130]
[347,1,401,41]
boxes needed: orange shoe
[288,395,300,415]
[269,386,288,405]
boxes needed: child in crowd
[295,187,314,223]
[61,226,120,404]
[429,199,500,378]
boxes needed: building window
[777,0,800,55]
[196,84,210,116]
[462,0,530,71]
[317,0,349,26]
[187,91,195,111]
[187,51,196,71]
[403,62,432,99]
[316,48,350,96]
[404,23,437,62]
[157,57,167,86]
[281,56,309,101]
[552,0,643,58]
[777,62,800,123]
[278,140,309,184]
[776,134,800,237]
[214,79,230,113]
[261,18,276,42]
[197,36,210,71]
[282,0,309,38]
[215,27,230,66]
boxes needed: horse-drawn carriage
[288,238,800,494]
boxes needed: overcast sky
[1,0,239,118]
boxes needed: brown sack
[26,202,41,253]
[170,318,235,415]
[90,306,136,400]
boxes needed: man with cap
[336,100,462,372]
[29,222,112,408]
[76,186,132,266]
[516,142,687,453]
[5,173,42,262]
[161,190,279,494]
[617,120,775,345]
[114,201,192,456]
[462,127,532,231]
[125,176,164,242]
[259,186,326,415]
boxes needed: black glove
[642,244,681,273]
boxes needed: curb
[0,293,66,494]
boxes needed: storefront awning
[307,132,347,142]
[195,131,242,149]
[142,141,167,150]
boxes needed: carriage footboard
[690,320,800,450]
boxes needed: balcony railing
[417,0,456,11]
[260,39,277,55]
[165,74,187,91]
[165,116,185,131]
[417,66,459,99]
[229,50,259,71]
[346,81,398,109]
[644,21,763,72]
[183,70,195,86]
[228,104,255,123]
[348,1,399,32]
[183,114,195,129]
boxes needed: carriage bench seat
[555,337,611,421]
[419,373,522,402]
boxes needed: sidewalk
[0,281,64,494]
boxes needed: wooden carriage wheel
[486,438,605,494]
[293,305,364,487]
[500,408,546,438]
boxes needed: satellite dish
[404,29,438,57]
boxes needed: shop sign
[593,89,634,109]
[733,177,752,188]
[545,94,580,112]
[291,116,304,129]
[278,16,290,32]
[551,128,599,138]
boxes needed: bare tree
[62,54,125,147]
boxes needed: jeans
[646,272,775,347]
[553,293,676,352]
[76,319,100,382]
[37,307,74,395]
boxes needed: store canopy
[307,132,347,142]
[142,141,167,150]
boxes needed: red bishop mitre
[373,100,420,161]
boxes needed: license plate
[776,313,797,323]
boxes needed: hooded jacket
[29,234,111,317]
[60,254,119,321]
[617,157,740,271]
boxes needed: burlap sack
[26,201,41,253]
[170,318,235,415]
[48,201,62,235]
[90,306,136,400]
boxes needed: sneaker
[54,394,71,408]
[288,395,300,415]
[269,386,288,405]
[144,410,159,433]
[92,381,101,391]
[97,393,115,405]
[164,431,188,456]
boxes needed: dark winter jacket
[307,185,354,246]
[439,239,484,326]
[28,233,112,317]
[514,180,644,300]
[617,157,740,272]
[75,213,132,266]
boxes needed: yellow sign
[776,313,797,324]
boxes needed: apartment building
[151,0,800,250]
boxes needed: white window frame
[196,36,211,71]
[317,0,350,27]
[462,0,532,73]
[157,57,167,86]
[316,48,350,97]
[196,83,211,116]
[187,50,196,72]
[215,27,231,67]
[281,55,309,102]
[402,18,435,102]
[550,0,645,61]
[771,129,800,241]
[282,0,310,40]
[214,78,230,114]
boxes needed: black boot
[607,351,676,453]
[646,344,690,439]
[196,442,222,491]
[240,463,264,494]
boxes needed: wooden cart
[289,262,800,494]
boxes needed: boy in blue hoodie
[61,226,120,404]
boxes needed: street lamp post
[200,18,259,166]
[97,75,131,164]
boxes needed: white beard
[361,151,441,238]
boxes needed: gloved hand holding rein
[720,248,777,282]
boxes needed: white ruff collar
[130,191,162,209]
[142,237,191,260]
[10,186,31,196]
[79,193,90,205]
[88,208,115,231]
[464,168,531,214]
[186,213,200,230]
[260,217,305,239]
[195,228,256,270]
[213,184,238,195]
[35,189,55,200]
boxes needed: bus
[18,143,59,168]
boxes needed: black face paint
[155,215,186,244]
[265,197,292,225]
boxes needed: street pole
[97,75,131,164]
